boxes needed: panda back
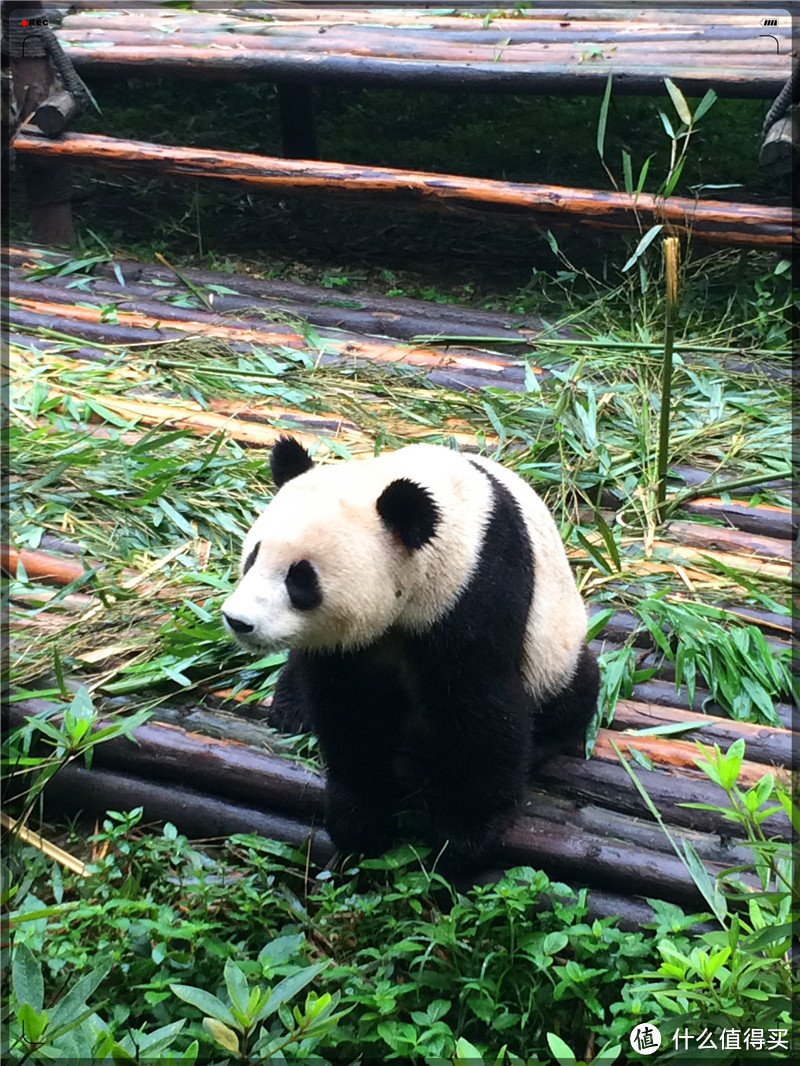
[466,453,588,699]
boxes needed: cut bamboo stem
[657,236,680,517]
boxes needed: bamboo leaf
[661,155,687,198]
[658,111,675,139]
[693,87,718,122]
[596,73,613,161]
[621,149,633,194]
[622,224,663,272]
[664,78,692,125]
[635,154,652,196]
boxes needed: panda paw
[325,783,395,859]
[429,811,509,875]
[269,691,313,734]
[269,668,313,734]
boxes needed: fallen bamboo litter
[14,130,794,249]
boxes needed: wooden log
[9,291,518,378]
[40,762,336,864]
[663,521,792,561]
[611,699,796,768]
[60,10,789,31]
[9,698,326,815]
[54,28,791,63]
[3,545,89,584]
[498,814,745,908]
[524,791,753,867]
[759,107,796,179]
[670,463,796,504]
[35,761,716,918]
[631,679,798,733]
[536,755,791,839]
[55,39,789,98]
[10,713,757,908]
[12,255,565,348]
[32,88,79,137]
[589,729,784,788]
[8,2,75,244]
[56,15,796,45]
[679,498,796,539]
[13,130,794,248]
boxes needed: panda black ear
[270,436,314,488]
[377,478,440,550]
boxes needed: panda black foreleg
[529,644,600,769]
[426,677,531,874]
[302,650,405,860]
[269,652,315,734]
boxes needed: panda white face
[221,485,405,653]
[221,436,496,656]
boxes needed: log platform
[5,241,795,924]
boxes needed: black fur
[270,465,600,874]
[286,560,322,611]
[223,612,254,636]
[270,436,314,488]
[242,542,260,576]
[377,478,440,550]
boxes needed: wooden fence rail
[14,129,795,248]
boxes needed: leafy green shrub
[4,725,795,1063]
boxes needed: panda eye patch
[286,560,322,611]
[242,542,261,576]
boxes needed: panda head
[221,436,442,653]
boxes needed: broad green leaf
[47,958,112,1031]
[543,931,568,955]
[223,959,250,1015]
[454,1036,483,1061]
[169,985,239,1028]
[252,961,327,1024]
[13,942,44,1012]
[635,154,653,195]
[587,607,615,641]
[658,110,675,138]
[547,1031,577,1064]
[17,1002,49,1043]
[594,511,621,571]
[203,1018,240,1054]
[661,155,687,197]
[621,149,633,193]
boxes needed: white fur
[222,445,587,697]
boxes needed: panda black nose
[223,612,255,635]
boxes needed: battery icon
[761,17,778,25]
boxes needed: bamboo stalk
[1,811,89,876]
[657,237,680,516]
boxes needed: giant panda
[222,435,599,873]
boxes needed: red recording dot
[21,18,28,25]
